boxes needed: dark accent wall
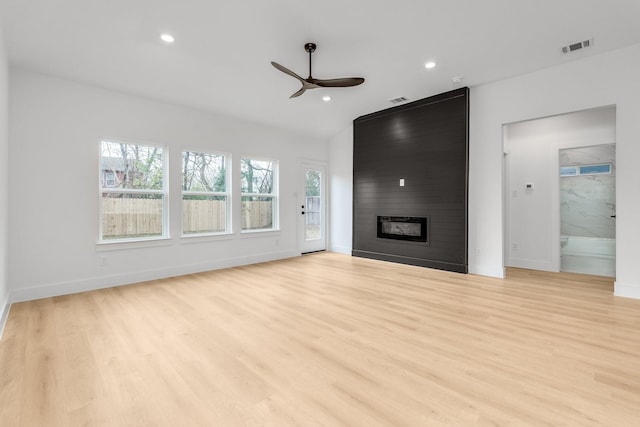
[352,87,469,273]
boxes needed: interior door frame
[298,160,328,254]
[502,106,616,276]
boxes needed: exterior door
[299,163,326,253]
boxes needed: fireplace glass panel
[377,216,428,243]
[381,221,421,237]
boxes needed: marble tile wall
[560,144,616,239]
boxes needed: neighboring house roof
[101,156,127,172]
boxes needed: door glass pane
[305,170,321,241]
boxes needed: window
[241,158,278,231]
[560,163,612,177]
[579,164,611,175]
[104,170,116,187]
[560,166,578,177]
[99,140,167,242]
[182,151,230,235]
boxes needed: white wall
[0,18,10,333]
[329,124,353,254]
[470,43,640,298]
[8,69,328,302]
[504,107,616,272]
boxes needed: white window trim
[98,139,169,244]
[96,237,172,251]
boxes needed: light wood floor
[1,253,639,426]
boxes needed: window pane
[101,140,163,190]
[182,152,226,192]
[579,164,611,175]
[241,196,274,230]
[305,170,321,240]
[241,159,273,194]
[101,193,163,240]
[560,166,578,177]
[182,195,227,234]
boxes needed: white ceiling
[2,0,640,140]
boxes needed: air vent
[561,39,593,54]
[389,96,408,104]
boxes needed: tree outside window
[241,158,278,231]
[182,151,230,235]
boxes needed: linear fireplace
[377,216,428,243]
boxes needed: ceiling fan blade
[289,87,307,98]
[314,77,365,88]
[271,61,305,82]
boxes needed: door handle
[611,215,616,218]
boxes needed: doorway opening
[503,106,616,277]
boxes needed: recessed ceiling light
[322,95,332,102]
[160,34,175,44]
[424,61,437,69]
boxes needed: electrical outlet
[512,243,518,251]
[100,256,107,267]
[476,248,481,256]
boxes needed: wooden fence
[101,197,163,238]
[101,198,273,238]
[240,200,273,230]
[182,199,227,234]
[305,196,321,226]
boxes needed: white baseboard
[614,281,640,300]
[0,296,10,340]
[468,263,505,278]
[10,250,299,304]
[329,245,351,255]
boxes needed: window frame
[240,156,279,233]
[98,138,169,244]
[181,149,232,237]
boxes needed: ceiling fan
[271,43,365,98]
